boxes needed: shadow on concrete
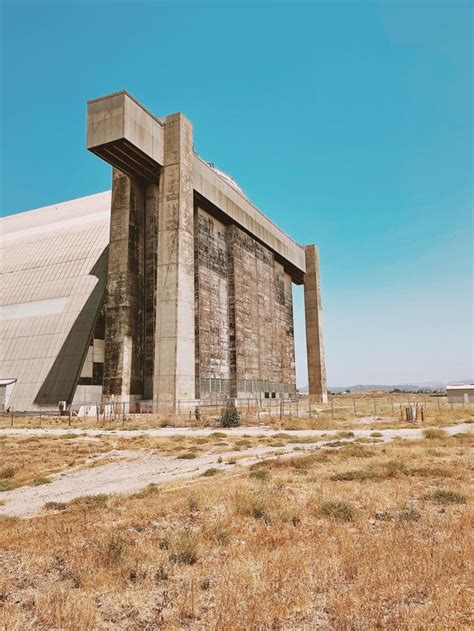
[34,248,108,406]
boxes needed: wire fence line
[0,394,471,429]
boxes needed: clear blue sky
[1,1,472,387]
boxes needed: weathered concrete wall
[194,207,230,398]
[103,168,145,400]
[226,225,296,399]
[304,245,328,403]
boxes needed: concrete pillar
[304,245,328,403]
[143,182,159,400]
[103,168,145,401]
[153,113,195,409]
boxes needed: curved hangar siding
[0,193,110,411]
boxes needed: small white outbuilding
[0,378,17,412]
[446,384,474,404]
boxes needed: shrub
[335,431,355,439]
[71,494,109,508]
[370,432,383,438]
[249,468,270,481]
[188,496,199,513]
[319,500,356,522]
[423,429,447,440]
[130,483,160,499]
[44,501,67,511]
[103,531,125,565]
[398,506,421,522]
[252,501,270,521]
[201,468,218,477]
[32,477,52,486]
[219,402,241,428]
[340,444,376,458]
[0,466,15,479]
[331,469,375,482]
[169,529,199,565]
[383,460,408,478]
[427,489,466,505]
[0,479,17,492]
[177,452,197,459]
[410,467,451,478]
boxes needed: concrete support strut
[102,169,145,401]
[153,114,195,410]
[304,245,328,403]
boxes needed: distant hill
[299,382,450,394]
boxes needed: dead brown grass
[0,432,472,629]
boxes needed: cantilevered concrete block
[304,245,328,403]
[87,91,164,182]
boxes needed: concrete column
[143,183,159,400]
[103,168,145,401]
[304,245,328,403]
[153,113,195,409]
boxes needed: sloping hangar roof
[0,192,110,410]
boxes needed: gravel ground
[0,422,470,440]
[1,423,470,519]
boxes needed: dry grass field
[0,423,472,630]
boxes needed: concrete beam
[304,245,328,403]
[193,154,306,283]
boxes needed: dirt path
[0,444,316,518]
[0,422,470,440]
[1,423,470,519]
